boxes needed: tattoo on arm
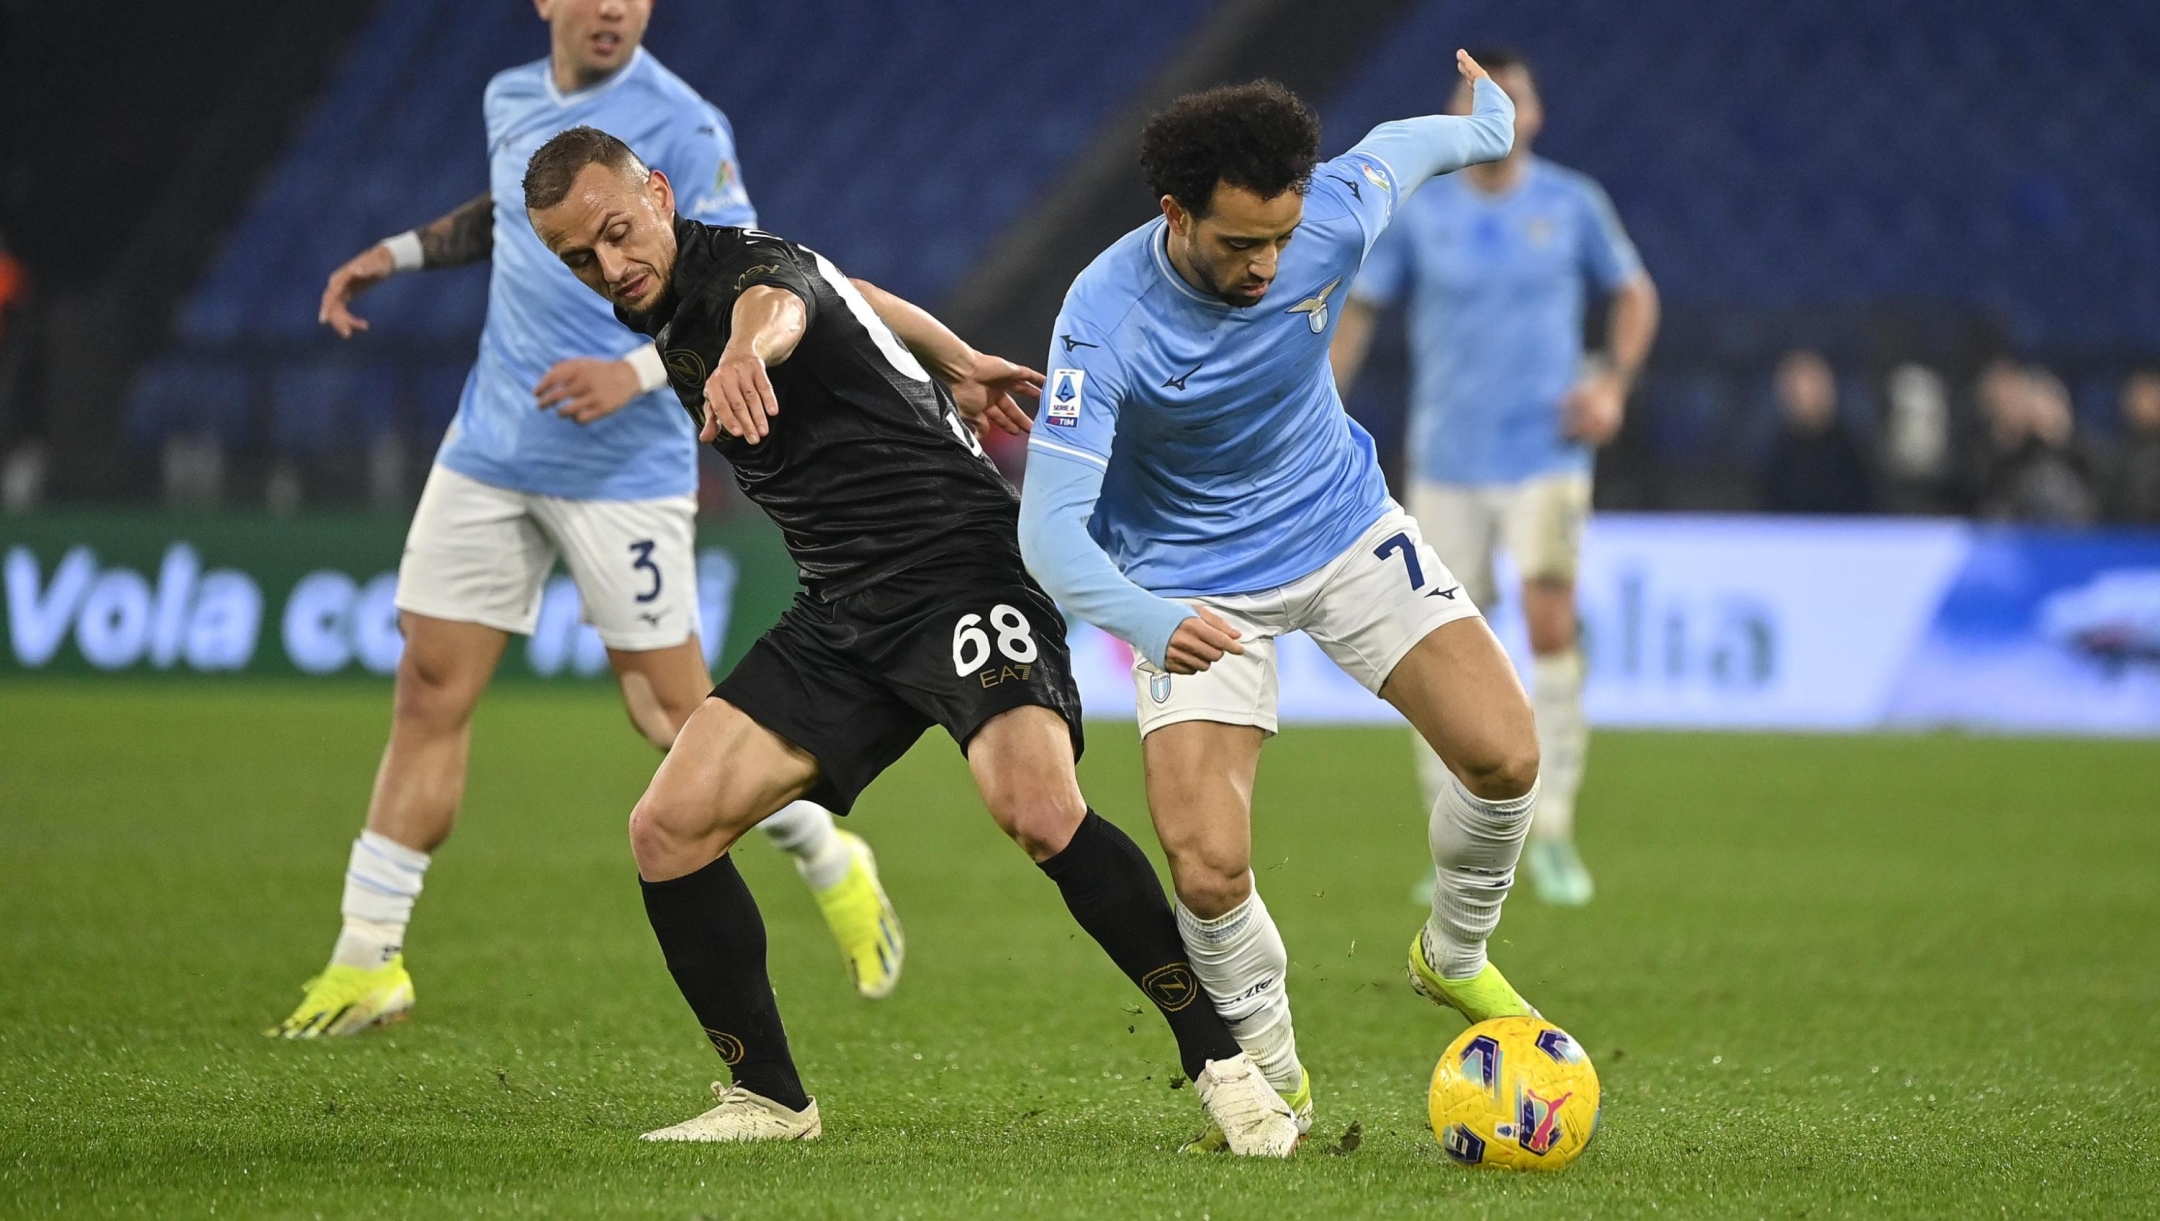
[417,194,494,269]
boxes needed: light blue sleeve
[663,103,758,228]
[1347,77,1516,198]
[1019,310,1195,666]
[1018,449,1195,669]
[1575,176,1644,291]
[1351,215,1413,307]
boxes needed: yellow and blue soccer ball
[1429,1016,1600,1171]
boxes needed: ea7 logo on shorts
[1140,963,1199,1011]
[1046,368,1085,427]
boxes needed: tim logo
[1140,963,1199,1011]
[665,349,707,387]
[704,1028,746,1065]
[1515,1086,1575,1155]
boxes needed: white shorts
[1409,472,1592,608]
[395,464,700,652]
[1132,504,1483,738]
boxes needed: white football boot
[1193,1053,1300,1157]
[639,1082,822,1142]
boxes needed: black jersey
[620,217,1021,598]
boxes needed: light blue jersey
[1351,155,1641,486]
[434,48,756,502]
[1019,80,1515,666]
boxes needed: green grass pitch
[2,681,2156,1218]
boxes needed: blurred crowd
[1759,351,2160,526]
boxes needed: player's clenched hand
[948,353,1042,438]
[318,244,396,339]
[1455,48,1489,85]
[535,357,641,425]
[1163,604,1245,675]
[1561,372,1626,445]
[703,346,779,444]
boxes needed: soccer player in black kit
[521,126,1300,1154]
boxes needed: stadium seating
[140,0,2160,493]
[142,0,1216,455]
[1327,0,2160,486]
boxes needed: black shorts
[712,555,1084,814]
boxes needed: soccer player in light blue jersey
[1019,52,1543,1145]
[272,0,901,1038]
[1333,48,1661,907]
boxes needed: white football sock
[331,830,429,969]
[1425,774,1538,979]
[1177,887,1303,1098]
[1530,648,1587,843]
[760,801,853,892]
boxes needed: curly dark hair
[1138,79,1321,217]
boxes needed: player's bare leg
[610,637,903,998]
[1142,720,1311,1139]
[630,696,824,1141]
[1379,616,1545,1022]
[969,705,1297,1157]
[1521,576,1593,905]
[270,613,505,1037]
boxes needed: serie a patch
[1047,368,1085,427]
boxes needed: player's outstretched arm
[701,285,807,444]
[851,279,1039,438]
[1018,451,1243,674]
[1349,50,1515,192]
[318,193,494,339]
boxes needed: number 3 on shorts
[951,603,1039,675]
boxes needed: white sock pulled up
[332,830,430,969]
[760,801,853,892]
[1176,885,1303,1098]
[1530,647,1588,843]
[1425,774,1538,980]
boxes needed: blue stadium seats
[1326,0,2160,475]
[143,0,1214,454]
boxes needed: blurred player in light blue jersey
[1020,53,1543,1146]
[1333,48,1660,907]
[272,0,902,1040]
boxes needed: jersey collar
[545,46,646,108]
[1149,219,1232,311]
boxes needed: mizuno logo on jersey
[1286,276,1344,334]
[1058,333,1100,353]
[1047,368,1085,427]
[1162,362,1202,391]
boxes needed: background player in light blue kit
[271,0,901,1039]
[1333,47,1660,907]
[1020,52,1542,1144]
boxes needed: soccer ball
[1428,1016,1600,1171]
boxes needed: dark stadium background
[4,0,2155,520]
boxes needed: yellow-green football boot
[808,831,903,1000]
[1406,931,1539,1023]
[1180,1065,1313,1153]
[268,956,414,1038]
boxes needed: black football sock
[639,852,810,1112]
[1038,809,1244,1081]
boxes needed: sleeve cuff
[381,231,424,273]
[624,342,669,393]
